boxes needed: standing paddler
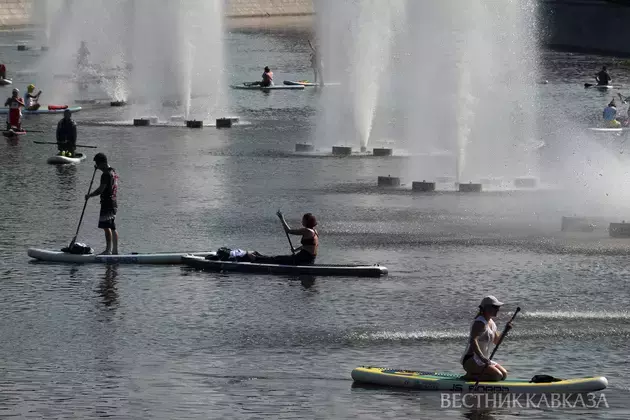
[85,153,119,255]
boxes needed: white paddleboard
[588,127,630,132]
[46,153,87,165]
[27,248,216,264]
[0,78,12,86]
[283,80,341,87]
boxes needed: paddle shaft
[33,140,97,148]
[278,212,296,255]
[70,167,97,247]
[473,306,521,388]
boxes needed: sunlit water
[1,27,629,419]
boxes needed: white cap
[480,295,504,308]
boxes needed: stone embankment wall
[0,0,314,28]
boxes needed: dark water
[1,26,630,419]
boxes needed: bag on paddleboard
[529,374,564,383]
[61,242,93,254]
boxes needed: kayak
[230,84,304,90]
[0,106,82,115]
[27,248,216,264]
[350,366,608,393]
[0,78,12,86]
[46,153,86,165]
[182,255,388,277]
[2,129,26,138]
[283,80,340,87]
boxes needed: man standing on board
[56,109,77,157]
[85,153,119,255]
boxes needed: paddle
[33,140,97,148]
[473,306,521,390]
[277,210,295,255]
[68,166,97,248]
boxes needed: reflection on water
[97,265,119,309]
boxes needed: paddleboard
[588,127,630,133]
[2,129,26,138]
[182,255,388,277]
[351,367,608,393]
[230,84,304,90]
[46,153,86,165]
[585,83,614,89]
[283,80,340,87]
[27,248,216,264]
[0,78,12,86]
[0,106,82,115]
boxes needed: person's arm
[4,98,10,106]
[86,173,107,200]
[56,121,62,142]
[277,211,308,236]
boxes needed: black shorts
[98,208,117,230]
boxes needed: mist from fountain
[313,0,404,151]
[396,0,540,184]
[29,0,225,122]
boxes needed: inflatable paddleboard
[27,248,216,264]
[351,367,608,393]
[230,84,304,90]
[46,153,86,165]
[0,105,82,115]
[283,80,340,87]
[0,78,12,86]
[182,255,388,277]
[2,129,26,138]
[585,83,614,89]
[588,127,630,132]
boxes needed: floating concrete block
[609,222,630,238]
[186,120,203,128]
[110,100,126,107]
[412,180,436,192]
[17,45,28,51]
[373,147,393,157]
[295,143,314,152]
[133,118,150,127]
[561,216,595,232]
[514,177,537,188]
[459,183,482,192]
[40,46,49,51]
[216,118,232,128]
[378,176,400,187]
[332,146,352,156]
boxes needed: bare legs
[462,358,508,381]
[100,228,119,255]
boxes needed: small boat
[230,83,304,91]
[27,248,216,264]
[46,153,87,165]
[283,80,340,87]
[0,78,12,86]
[182,255,388,277]
[351,366,608,393]
[2,129,26,138]
[0,105,82,115]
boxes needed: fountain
[394,0,541,187]
[29,0,227,126]
[313,0,405,154]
